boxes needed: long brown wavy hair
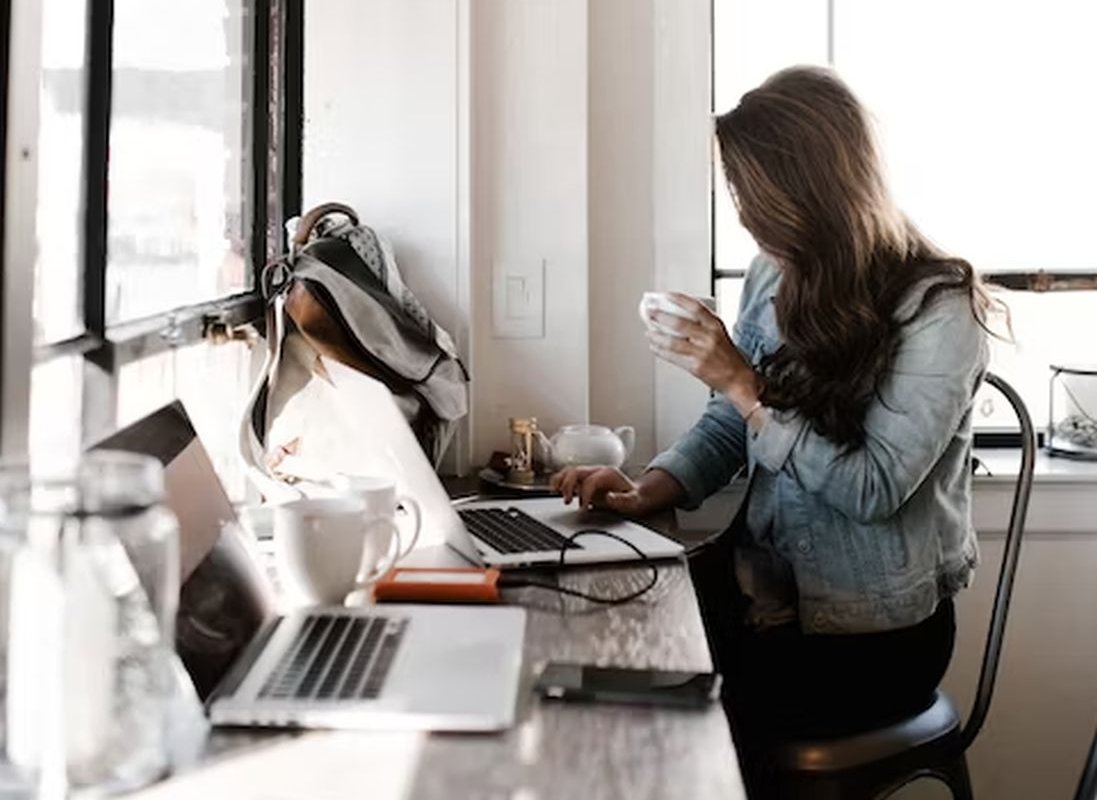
[715,66,992,448]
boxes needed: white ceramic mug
[638,291,718,337]
[274,497,400,606]
[332,475,421,563]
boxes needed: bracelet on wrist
[742,400,764,424]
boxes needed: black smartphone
[534,662,722,709]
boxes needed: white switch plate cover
[492,259,545,339]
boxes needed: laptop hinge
[206,615,285,708]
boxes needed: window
[20,0,303,499]
[106,0,253,323]
[712,0,1097,433]
[34,0,88,345]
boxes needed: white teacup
[638,292,718,337]
[274,497,400,606]
[332,475,421,563]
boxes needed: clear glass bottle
[0,452,180,795]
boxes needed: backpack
[240,203,468,501]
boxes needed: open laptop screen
[93,402,276,699]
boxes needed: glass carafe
[0,452,180,795]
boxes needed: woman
[552,67,991,755]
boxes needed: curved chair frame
[1075,725,1097,800]
[773,372,1036,799]
[958,372,1035,751]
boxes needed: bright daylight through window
[712,0,1097,432]
[106,0,252,323]
[29,0,263,497]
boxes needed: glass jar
[0,521,62,800]
[0,452,180,795]
[1047,365,1097,460]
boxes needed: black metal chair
[1074,724,1097,800]
[769,372,1036,799]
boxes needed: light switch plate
[492,259,545,339]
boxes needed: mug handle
[393,496,421,559]
[353,517,402,587]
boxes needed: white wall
[468,0,591,465]
[931,532,1097,800]
[303,0,713,471]
[651,0,713,453]
[587,0,656,464]
[586,0,714,465]
[302,0,466,467]
[303,0,460,336]
[890,527,1097,800]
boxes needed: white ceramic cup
[274,497,401,606]
[332,475,422,563]
[638,291,718,337]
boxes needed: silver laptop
[317,358,685,569]
[94,403,526,732]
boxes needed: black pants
[688,527,956,790]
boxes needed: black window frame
[0,0,10,445]
[33,0,304,378]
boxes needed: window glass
[713,0,1097,430]
[833,0,1097,272]
[116,339,258,502]
[712,0,827,272]
[975,290,1097,431]
[106,0,253,323]
[715,276,745,330]
[34,0,88,344]
[714,0,1097,274]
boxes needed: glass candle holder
[506,417,539,485]
[1047,365,1097,460]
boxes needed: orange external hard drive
[372,567,502,604]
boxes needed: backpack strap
[292,203,359,252]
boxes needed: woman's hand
[646,293,759,409]
[550,467,648,515]
[550,466,686,517]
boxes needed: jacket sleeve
[751,291,988,523]
[647,395,749,509]
[646,256,777,509]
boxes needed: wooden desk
[139,513,745,799]
[403,559,743,799]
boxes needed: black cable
[498,529,659,606]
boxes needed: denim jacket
[650,256,988,634]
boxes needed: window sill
[973,448,1097,485]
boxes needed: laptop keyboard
[458,507,584,555]
[259,613,407,702]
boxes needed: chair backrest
[1074,725,1097,800]
[958,372,1036,751]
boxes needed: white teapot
[537,424,636,470]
